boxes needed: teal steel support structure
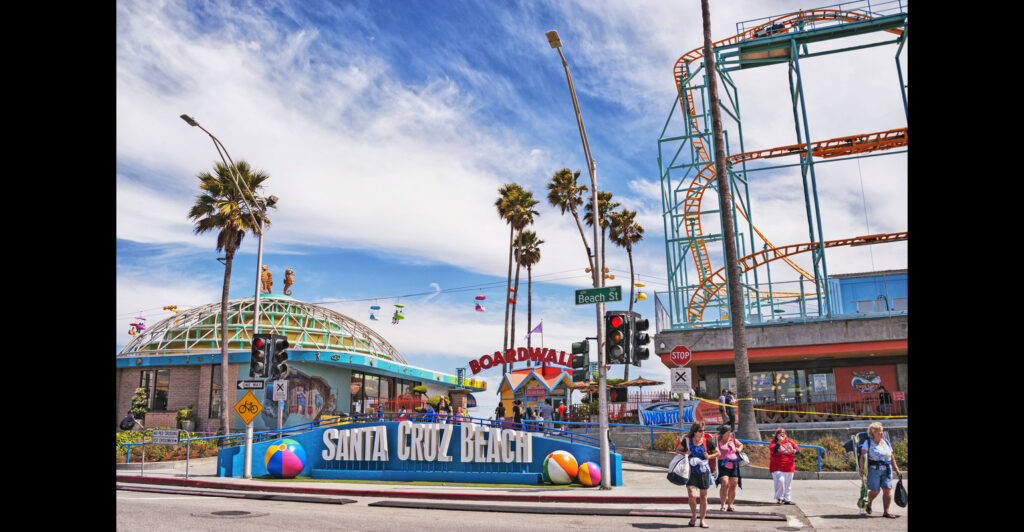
[656,1,908,331]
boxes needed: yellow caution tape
[695,396,907,420]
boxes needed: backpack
[119,416,135,430]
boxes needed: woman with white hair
[859,422,903,518]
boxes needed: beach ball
[577,461,602,487]
[542,450,579,485]
[264,438,306,478]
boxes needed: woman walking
[860,422,902,518]
[769,427,800,504]
[715,425,744,512]
[675,421,720,527]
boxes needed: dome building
[116,294,485,432]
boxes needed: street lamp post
[181,114,274,479]
[545,30,611,489]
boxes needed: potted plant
[176,404,197,432]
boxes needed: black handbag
[894,478,907,507]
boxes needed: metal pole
[185,435,191,479]
[553,41,610,490]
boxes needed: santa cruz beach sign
[217,420,623,485]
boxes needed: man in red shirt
[557,402,567,430]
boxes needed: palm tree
[702,0,756,441]
[495,184,530,374]
[547,168,595,284]
[584,190,620,281]
[188,160,272,435]
[515,230,544,363]
[609,209,644,381]
[507,190,540,370]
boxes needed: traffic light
[609,386,628,403]
[250,333,271,378]
[269,334,290,379]
[631,314,651,366]
[605,311,630,364]
[571,340,590,382]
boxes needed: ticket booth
[497,366,573,418]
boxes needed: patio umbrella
[618,377,665,394]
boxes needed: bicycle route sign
[234,390,263,425]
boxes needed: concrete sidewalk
[116,457,907,530]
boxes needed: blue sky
[116,0,908,414]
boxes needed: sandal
[882,513,898,519]
[700,522,709,528]
[688,517,696,527]
[726,507,735,512]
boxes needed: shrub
[176,405,197,423]
[654,431,680,452]
[130,387,149,421]
[892,436,908,470]
[116,430,145,456]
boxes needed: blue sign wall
[218,421,623,486]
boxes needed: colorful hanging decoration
[128,316,147,336]
[163,305,182,325]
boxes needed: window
[209,366,222,418]
[892,297,908,311]
[806,372,836,402]
[140,369,169,411]
[719,377,736,396]
[350,372,365,414]
[750,370,799,404]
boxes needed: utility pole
[701,0,758,441]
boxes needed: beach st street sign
[575,286,622,305]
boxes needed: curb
[115,475,690,504]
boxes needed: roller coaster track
[671,8,905,318]
[687,231,908,322]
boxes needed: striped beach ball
[542,450,579,484]
[264,438,306,478]
[577,461,602,487]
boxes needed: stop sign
[670,345,692,366]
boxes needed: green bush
[130,387,150,421]
[116,430,145,456]
[654,431,680,452]
[892,436,908,470]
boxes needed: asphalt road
[115,489,811,531]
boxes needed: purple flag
[524,321,543,340]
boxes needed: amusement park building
[115,294,485,433]
[654,270,907,418]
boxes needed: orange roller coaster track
[670,7,906,322]
[687,232,908,322]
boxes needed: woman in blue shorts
[676,421,720,528]
[859,422,903,518]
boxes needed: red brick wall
[116,362,241,433]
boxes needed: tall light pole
[181,114,276,478]
[546,30,610,489]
